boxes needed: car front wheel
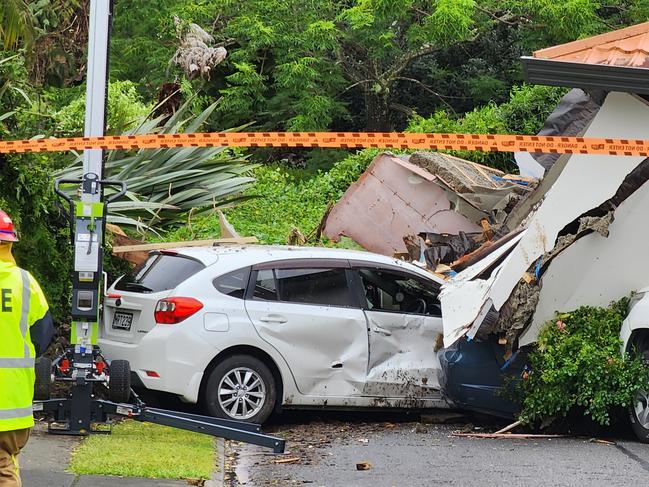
[204,355,276,424]
[629,333,649,442]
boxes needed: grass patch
[68,420,215,479]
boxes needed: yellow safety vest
[0,260,49,432]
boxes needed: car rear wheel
[204,355,276,424]
[629,333,649,442]
[109,359,132,403]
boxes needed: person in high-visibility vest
[0,210,53,487]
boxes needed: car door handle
[371,325,392,336]
[259,315,287,324]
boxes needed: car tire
[629,333,649,443]
[204,355,276,424]
[34,357,52,400]
[109,359,132,403]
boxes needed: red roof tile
[533,22,649,68]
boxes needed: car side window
[275,268,354,307]
[358,267,441,316]
[252,269,278,301]
[213,267,251,299]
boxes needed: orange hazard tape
[1,132,649,156]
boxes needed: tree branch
[384,45,440,81]
[475,5,531,26]
[396,76,456,114]
[336,79,374,98]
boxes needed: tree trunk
[364,88,391,132]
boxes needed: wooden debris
[287,227,307,246]
[356,461,372,471]
[589,438,616,446]
[521,272,535,284]
[186,478,206,486]
[493,420,522,435]
[480,218,494,241]
[273,456,300,464]
[112,237,258,253]
[452,432,566,439]
[217,210,241,239]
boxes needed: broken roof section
[522,21,649,94]
[323,152,529,256]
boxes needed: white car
[99,245,449,423]
[620,288,649,442]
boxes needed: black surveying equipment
[31,0,285,453]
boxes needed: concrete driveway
[225,412,649,487]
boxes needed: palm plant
[54,100,256,233]
[0,0,34,50]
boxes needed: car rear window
[114,253,205,293]
[213,267,250,299]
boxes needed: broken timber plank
[452,432,566,439]
[494,420,522,435]
[112,237,258,253]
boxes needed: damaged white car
[99,245,448,423]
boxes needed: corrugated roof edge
[533,22,649,60]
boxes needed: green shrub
[164,149,380,244]
[407,84,566,172]
[53,80,151,136]
[519,298,649,426]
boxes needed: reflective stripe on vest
[0,267,36,432]
[0,269,31,369]
[19,269,31,359]
[0,406,32,420]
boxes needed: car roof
[169,245,445,285]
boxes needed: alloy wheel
[218,367,267,420]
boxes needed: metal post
[71,0,111,356]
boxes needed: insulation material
[363,312,443,398]
[323,153,481,255]
[441,92,649,347]
[520,174,649,345]
[409,152,506,193]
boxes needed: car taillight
[154,297,203,324]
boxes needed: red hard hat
[0,210,18,242]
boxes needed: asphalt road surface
[225,411,649,487]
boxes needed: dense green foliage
[166,150,378,244]
[52,80,151,136]
[407,84,566,171]
[108,0,649,132]
[519,299,649,426]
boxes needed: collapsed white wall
[442,92,649,347]
[520,174,649,345]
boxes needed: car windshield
[114,252,205,293]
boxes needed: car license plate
[112,311,133,331]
